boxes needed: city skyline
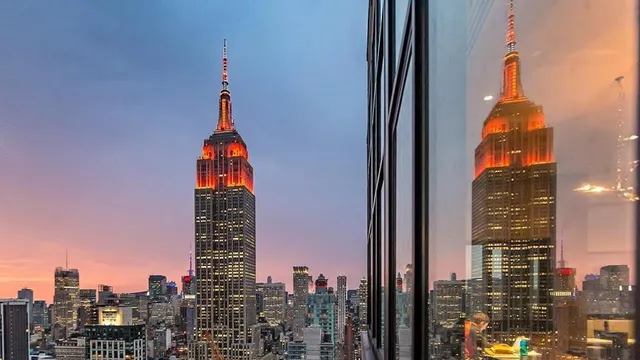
[0,1,637,302]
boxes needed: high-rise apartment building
[307,275,337,358]
[292,266,310,340]
[194,40,256,360]
[471,0,556,342]
[0,299,29,360]
[336,275,347,343]
[256,276,286,326]
[53,267,80,339]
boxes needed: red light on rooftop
[557,268,573,276]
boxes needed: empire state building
[194,40,257,360]
[471,0,556,342]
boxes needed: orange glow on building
[195,39,254,194]
[474,0,554,180]
[196,140,254,194]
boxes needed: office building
[148,275,167,300]
[194,39,256,360]
[433,273,465,329]
[32,300,48,327]
[292,266,310,340]
[53,267,80,340]
[256,276,286,326]
[0,299,29,360]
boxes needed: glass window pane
[395,0,409,66]
[427,0,638,358]
[395,55,414,360]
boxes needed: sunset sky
[0,0,638,304]
[0,1,368,302]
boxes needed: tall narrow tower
[336,275,347,343]
[292,266,310,340]
[471,0,556,343]
[194,39,256,360]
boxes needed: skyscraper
[471,0,556,342]
[194,39,256,360]
[0,299,30,360]
[53,267,80,340]
[336,275,347,343]
[292,266,310,340]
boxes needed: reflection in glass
[428,0,637,359]
[395,57,413,360]
[395,0,410,65]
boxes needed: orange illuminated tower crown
[474,0,554,179]
[196,39,254,193]
[471,0,557,341]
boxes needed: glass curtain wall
[366,0,640,359]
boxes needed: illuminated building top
[475,0,554,179]
[196,39,254,194]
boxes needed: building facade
[53,267,80,340]
[256,276,286,326]
[0,299,29,360]
[292,266,310,340]
[194,40,257,360]
[336,275,347,343]
[85,324,146,360]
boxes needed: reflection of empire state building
[471,0,556,342]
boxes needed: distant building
[257,276,286,326]
[148,275,167,300]
[0,299,30,360]
[85,324,146,360]
[357,278,367,332]
[32,300,48,327]
[336,276,347,344]
[54,337,86,360]
[17,288,33,325]
[306,274,337,358]
[292,266,310,340]
[433,273,465,329]
[53,267,80,340]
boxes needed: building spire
[559,229,566,268]
[65,248,69,269]
[216,38,234,133]
[506,0,516,53]
[222,39,229,90]
[188,250,194,277]
[500,0,525,101]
